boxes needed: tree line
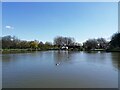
[1,33,120,51]
[1,36,53,50]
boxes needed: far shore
[1,48,120,54]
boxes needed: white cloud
[5,25,14,30]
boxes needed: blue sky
[2,2,118,43]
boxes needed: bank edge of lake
[1,48,120,54]
[1,49,59,54]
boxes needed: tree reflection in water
[53,50,74,65]
[111,52,120,70]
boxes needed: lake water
[2,51,119,88]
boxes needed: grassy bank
[1,48,120,54]
[90,49,106,51]
[1,48,60,54]
[1,49,41,54]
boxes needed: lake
[2,51,119,88]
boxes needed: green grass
[1,49,35,54]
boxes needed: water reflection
[111,53,120,70]
[2,51,118,88]
[84,51,120,70]
[53,51,72,65]
[84,51,99,54]
[53,51,82,65]
[83,51,111,64]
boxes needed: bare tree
[54,36,75,47]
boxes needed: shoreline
[1,49,120,54]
